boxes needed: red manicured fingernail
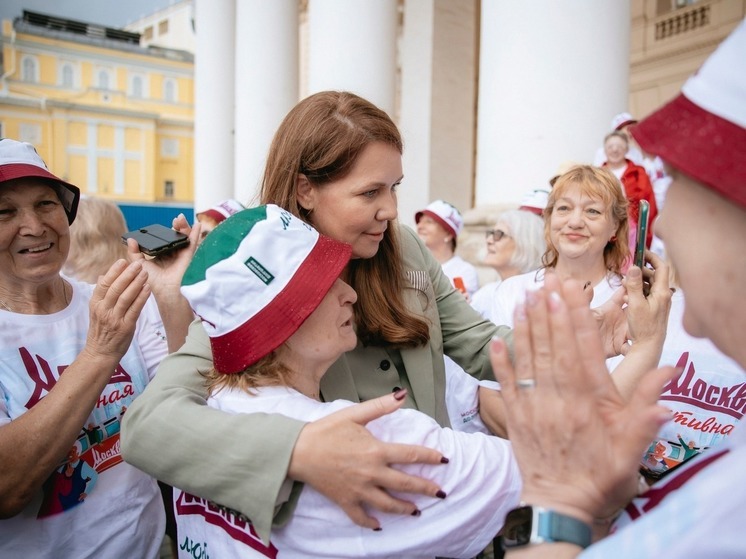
[393,388,407,401]
[436,490,447,499]
[373,527,382,532]
[411,509,421,517]
[440,457,449,464]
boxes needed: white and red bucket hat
[181,204,352,374]
[196,198,246,224]
[0,138,80,223]
[631,19,746,209]
[415,199,465,237]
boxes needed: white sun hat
[415,199,465,237]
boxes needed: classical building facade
[0,10,194,223]
[1,1,742,241]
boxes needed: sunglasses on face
[485,229,510,242]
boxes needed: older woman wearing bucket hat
[415,199,480,297]
[173,204,521,558]
[0,138,199,557]
[490,19,746,558]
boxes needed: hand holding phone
[122,223,189,257]
[634,200,650,269]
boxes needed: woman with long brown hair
[122,91,512,541]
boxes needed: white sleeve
[135,295,169,381]
[275,409,522,558]
[490,280,519,329]
[0,383,9,427]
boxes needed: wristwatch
[501,505,592,550]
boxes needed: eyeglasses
[485,229,510,242]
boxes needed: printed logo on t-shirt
[640,351,743,480]
[10,346,139,518]
[175,491,278,558]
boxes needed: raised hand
[489,274,676,524]
[84,259,151,360]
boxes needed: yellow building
[0,10,194,219]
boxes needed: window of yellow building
[164,180,174,198]
[21,55,39,83]
[163,78,178,102]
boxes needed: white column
[307,0,397,116]
[193,0,235,216]
[475,0,631,207]
[398,0,435,230]
[398,0,478,229]
[234,0,299,206]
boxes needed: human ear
[296,174,315,211]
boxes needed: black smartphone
[634,200,650,269]
[122,223,189,257]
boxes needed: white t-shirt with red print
[0,280,167,559]
[175,385,522,558]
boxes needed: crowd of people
[0,18,743,559]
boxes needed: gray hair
[497,209,546,274]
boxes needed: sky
[0,0,177,29]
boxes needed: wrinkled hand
[622,251,672,354]
[288,391,447,530]
[592,285,629,358]
[489,274,676,523]
[85,260,151,360]
[125,214,202,298]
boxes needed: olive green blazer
[121,224,511,543]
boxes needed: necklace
[0,278,70,313]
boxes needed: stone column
[193,0,236,215]
[306,0,397,116]
[234,0,299,206]
[475,0,631,207]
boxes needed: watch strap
[540,508,592,547]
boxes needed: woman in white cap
[491,19,746,557]
[173,204,521,558]
[0,139,199,557]
[415,199,480,297]
[602,130,658,248]
[122,90,514,540]
[195,198,246,240]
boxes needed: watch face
[502,505,533,548]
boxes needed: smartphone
[122,223,189,257]
[453,276,467,295]
[634,200,650,269]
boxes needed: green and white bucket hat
[180,204,352,374]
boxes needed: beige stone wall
[630,0,745,118]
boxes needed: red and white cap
[631,20,746,209]
[519,188,550,216]
[611,112,638,131]
[196,198,246,224]
[181,204,352,374]
[0,138,80,223]
[415,199,464,237]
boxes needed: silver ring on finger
[516,378,537,390]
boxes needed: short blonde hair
[542,165,630,275]
[63,196,128,284]
[203,350,293,396]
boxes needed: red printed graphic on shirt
[175,492,279,558]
